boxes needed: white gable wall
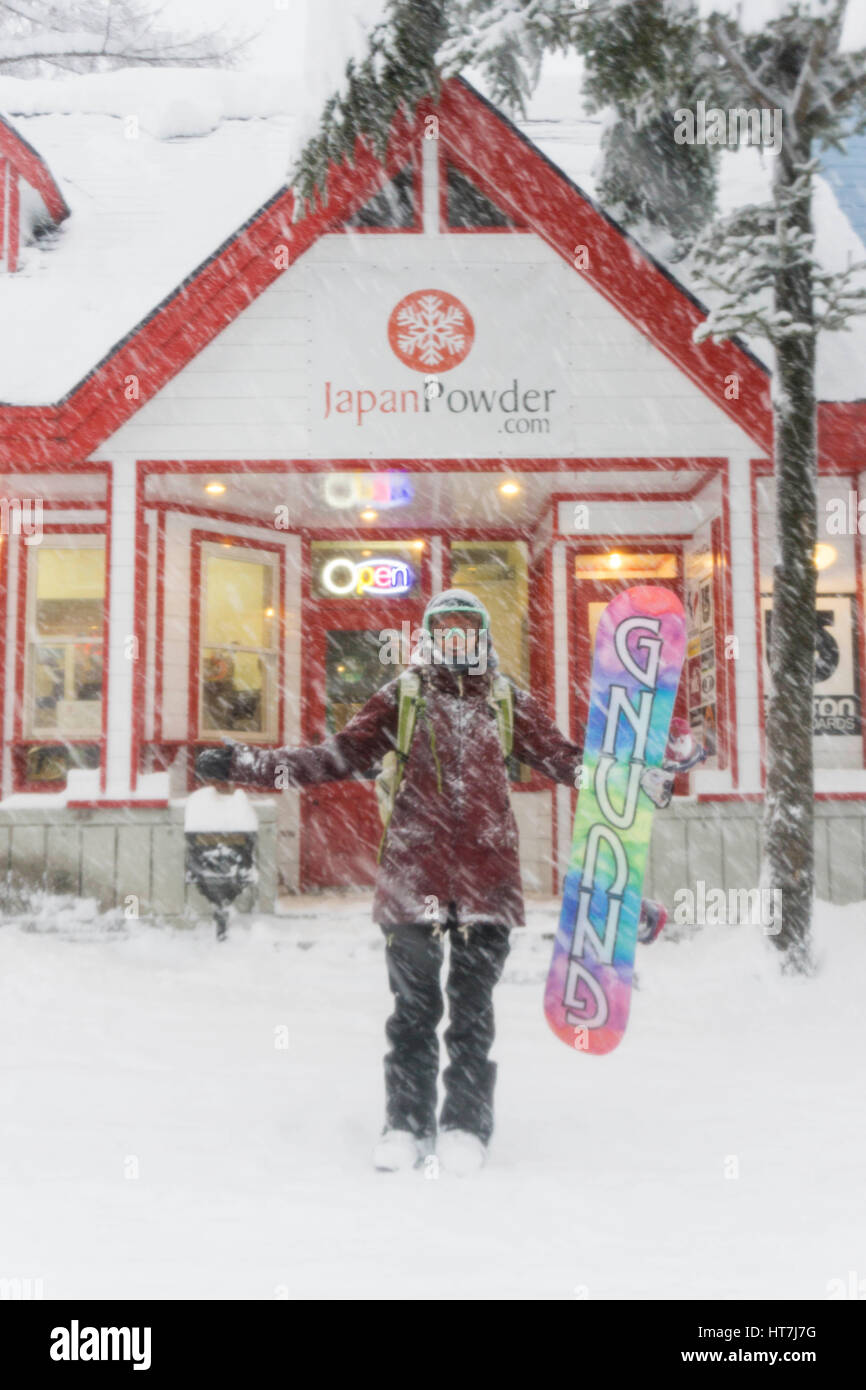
[102,231,762,462]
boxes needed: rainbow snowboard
[545,586,686,1055]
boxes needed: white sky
[158,0,866,78]
[159,0,386,77]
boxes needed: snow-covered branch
[707,16,787,115]
[691,177,866,347]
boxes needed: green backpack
[375,668,514,862]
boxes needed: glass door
[301,538,429,890]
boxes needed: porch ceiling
[1,472,107,503]
[143,465,710,532]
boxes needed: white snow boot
[436,1129,486,1176]
[372,1129,423,1172]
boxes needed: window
[573,552,679,582]
[449,541,530,782]
[26,542,105,738]
[310,540,423,600]
[345,164,418,229]
[757,474,862,770]
[324,629,394,741]
[199,545,279,740]
[445,163,518,229]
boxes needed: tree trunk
[762,134,817,974]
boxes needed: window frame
[14,526,108,791]
[438,147,530,234]
[190,532,285,747]
[341,151,423,234]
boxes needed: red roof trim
[438,80,772,452]
[0,116,69,224]
[0,108,420,460]
[816,399,866,468]
[0,81,860,464]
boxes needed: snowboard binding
[639,721,707,810]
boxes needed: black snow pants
[379,912,511,1145]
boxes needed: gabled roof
[0,75,861,466]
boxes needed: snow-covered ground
[0,894,862,1301]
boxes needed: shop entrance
[568,544,690,790]
[301,538,430,889]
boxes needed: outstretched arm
[510,685,584,787]
[226,680,399,790]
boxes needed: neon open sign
[321,556,414,597]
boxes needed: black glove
[194,742,234,783]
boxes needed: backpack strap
[487,673,514,761]
[376,670,422,864]
[395,668,422,761]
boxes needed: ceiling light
[205,481,226,496]
[499,481,520,497]
[360,509,378,522]
[813,543,836,571]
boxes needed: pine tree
[572,2,717,258]
[292,0,448,214]
[686,1,866,972]
[295,2,715,252]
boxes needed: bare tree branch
[0,0,252,73]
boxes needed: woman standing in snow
[196,589,688,1175]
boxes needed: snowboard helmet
[422,588,491,672]
[422,588,490,634]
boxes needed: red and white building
[1,70,865,917]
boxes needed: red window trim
[338,147,422,234]
[187,529,287,784]
[438,144,530,234]
[12,521,109,793]
[751,457,866,780]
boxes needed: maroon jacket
[229,663,583,930]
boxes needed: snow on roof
[822,135,866,254]
[0,56,864,409]
[0,69,298,404]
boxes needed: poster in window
[761,594,861,736]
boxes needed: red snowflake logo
[387,289,475,372]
